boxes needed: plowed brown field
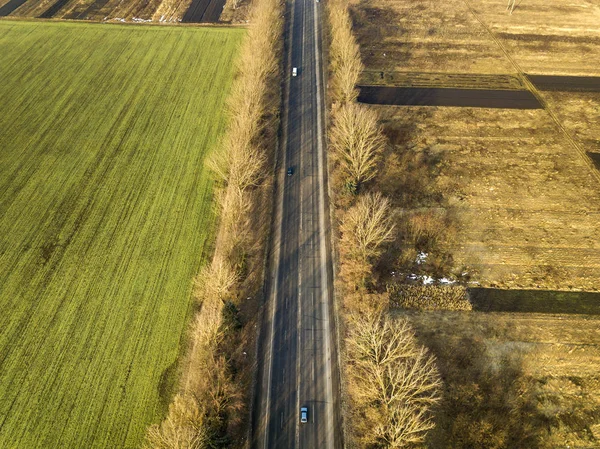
[399,310,600,448]
[353,0,600,291]
[377,105,600,290]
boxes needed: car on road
[300,407,308,423]
[292,67,298,77]
[287,167,293,176]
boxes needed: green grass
[0,21,244,449]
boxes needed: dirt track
[358,86,541,109]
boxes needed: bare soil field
[1,0,233,21]
[346,0,600,446]
[181,0,225,23]
[350,0,600,78]
[541,91,600,155]
[8,0,161,20]
[350,0,600,291]
[38,0,69,17]
[349,0,515,76]
[376,105,600,291]
[398,309,600,448]
[468,0,600,77]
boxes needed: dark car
[287,167,294,176]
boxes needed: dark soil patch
[469,288,600,314]
[358,86,542,109]
[528,75,600,92]
[588,152,600,170]
[0,0,27,16]
[39,0,71,18]
[182,0,225,22]
[64,0,112,19]
[498,32,600,45]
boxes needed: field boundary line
[462,0,600,186]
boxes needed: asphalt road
[251,0,341,447]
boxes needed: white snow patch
[422,276,435,285]
[416,252,428,265]
[406,274,456,285]
[439,277,456,285]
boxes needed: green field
[0,21,243,449]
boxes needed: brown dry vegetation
[330,103,386,191]
[152,0,192,22]
[374,105,600,291]
[326,0,446,447]
[349,0,514,77]
[467,0,600,77]
[541,91,600,155]
[347,0,600,291]
[388,284,471,311]
[220,0,252,23]
[399,310,600,448]
[346,313,441,448]
[349,0,600,78]
[340,0,600,446]
[144,0,283,446]
[328,0,363,104]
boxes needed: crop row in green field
[0,21,244,449]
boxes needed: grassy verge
[0,21,243,449]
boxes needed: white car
[292,67,298,77]
[300,407,308,423]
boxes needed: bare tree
[145,394,207,449]
[340,192,395,262]
[205,354,243,419]
[330,103,386,190]
[347,313,442,448]
[194,256,238,304]
[328,0,363,104]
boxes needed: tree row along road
[252,0,342,446]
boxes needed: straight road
[251,0,342,446]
